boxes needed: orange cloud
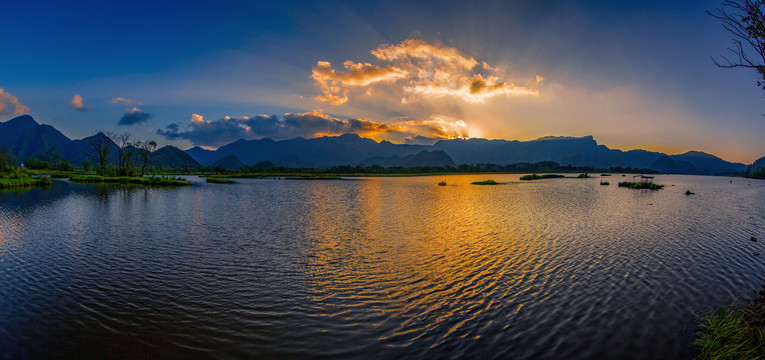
[157,110,471,146]
[70,94,87,110]
[0,88,30,115]
[312,61,407,105]
[312,39,538,105]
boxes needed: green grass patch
[617,181,664,190]
[70,175,191,186]
[206,178,236,184]
[519,174,565,180]
[0,171,52,188]
[695,304,765,359]
[471,179,499,185]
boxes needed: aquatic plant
[617,182,664,190]
[694,285,765,360]
[0,171,52,188]
[438,181,446,186]
[519,174,565,180]
[70,175,191,186]
[471,180,499,185]
[577,173,590,178]
[206,178,236,184]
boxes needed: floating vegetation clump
[600,181,610,186]
[206,178,236,184]
[471,180,499,185]
[70,175,191,186]
[617,182,664,190]
[601,174,611,176]
[519,174,565,180]
[438,181,446,186]
[577,173,591,178]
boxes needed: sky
[0,0,763,163]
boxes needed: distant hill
[0,115,197,169]
[212,155,245,170]
[0,115,755,174]
[185,146,218,166]
[670,151,747,174]
[361,150,456,167]
[180,132,753,173]
[0,115,39,148]
[149,146,201,168]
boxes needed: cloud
[0,88,30,115]
[110,97,140,105]
[118,106,152,126]
[312,61,407,105]
[70,94,87,111]
[312,39,539,105]
[157,111,470,147]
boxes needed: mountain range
[0,115,759,174]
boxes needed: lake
[1,174,763,359]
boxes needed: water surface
[1,175,763,359]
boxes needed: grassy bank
[70,175,191,186]
[0,171,52,188]
[519,174,565,180]
[695,286,765,359]
[285,175,341,180]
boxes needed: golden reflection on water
[302,175,556,335]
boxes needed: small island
[519,174,565,180]
[70,175,191,186]
[618,182,664,190]
[206,178,236,184]
[471,180,499,185]
[0,172,52,188]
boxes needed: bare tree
[115,133,137,176]
[136,140,157,176]
[88,131,114,174]
[708,0,765,89]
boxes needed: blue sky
[0,0,762,163]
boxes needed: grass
[694,293,765,360]
[519,174,565,180]
[471,179,499,185]
[70,175,191,186]
[0,171,52,188]
[206,178,236,184]
[617,181,664,190]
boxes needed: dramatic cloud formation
[312,39,538,105]
[118,106,152,126]
[70,94,87,110]
[157,111,469,147]
[0,88,30,115]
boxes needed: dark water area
[1,175,763,359]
